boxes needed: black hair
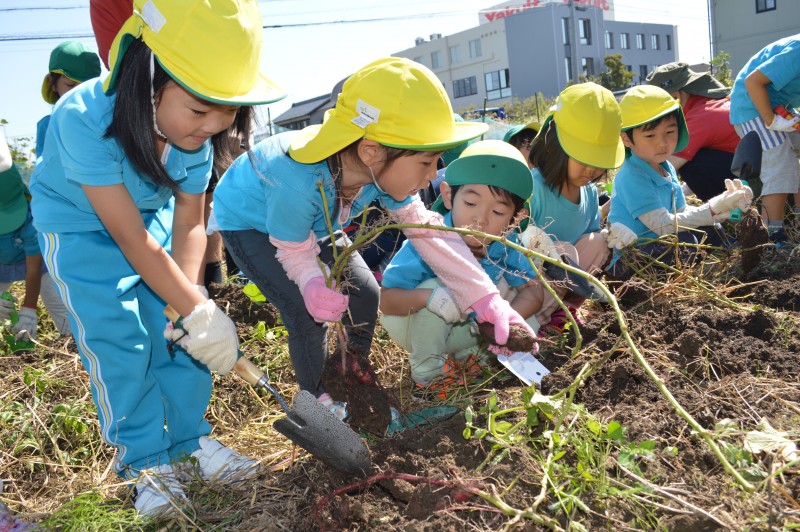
[448,183,526,215]
[622,109,679,145]
[508,128,537,150]
[529,120,607,194]
[105,38,254,190]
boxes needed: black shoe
[769,227,790,246]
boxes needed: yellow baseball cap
[103,0,285,105]
[41,41,102,104]
[289,57,488,164]
[620,85,689,153]
[540,82,625,170]
[431,140,533,214]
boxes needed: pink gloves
[303,277,349,323]
[470,293,534,346]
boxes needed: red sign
[564,0,611,10]
[481,0,541,23]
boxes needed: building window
[626,65,633,72]
[756,0,776,13]
[453,76,478,98]
[636,33,646,50]
[620,33,630,49]
[449,45,461,65]
[565,57,572,81]
[578,19,591,45]
[431,50,441,70]
[288,119,309,131]
[605,31,614,49]
[561,18,570,45]
[639,65,649,81]
[413,56,423,65]
[581,57,595,77]
[651,34,660,50]
[469,38,482,58]
[485,69,511,100]
[665,35,672,50]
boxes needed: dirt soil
[199,245,800,531]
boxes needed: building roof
[273,94,330,124]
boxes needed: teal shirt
[528,168,601,244]
[212,132,413,241]
[30,78,212,234]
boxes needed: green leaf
[242,283,267,303]
[607,421,624,441]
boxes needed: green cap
[0,163,28,234]
[502,120,541,143]
[41,41,102,104]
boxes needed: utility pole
[568,0,580,84]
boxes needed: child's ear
[440,181,454,210]
[620,132,634,149]
[357,139,384,166]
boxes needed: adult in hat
[212,57,535,427]
[29,0,285,516]
[35,41,101,158]
[646,62,742,201]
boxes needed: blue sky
[0,0,711,144]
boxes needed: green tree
[710,51,733,87]
[502,93,558,124]
[597,54,634,91]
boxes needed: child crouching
[379,140,542,393]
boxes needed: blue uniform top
[35,115,50,159]
[381,212,536,290]
[0,210,40,265]
[212,132,413,241]
[30,78,212,234]
[730,34,800,124]
[607,153,685,240]
[528,168,601,244]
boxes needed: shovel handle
[163,305,266,388]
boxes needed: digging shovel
[729,131,763,222]
[165,306,372,476]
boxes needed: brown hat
[646,62,730,99]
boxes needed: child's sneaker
[189,437,259,482]
[541,307,583,336]
[317,393,349,421]
[769,227,790,246]
[132,464,187,517]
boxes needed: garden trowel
[165,306,372,476]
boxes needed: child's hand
[172,300,239,375]
[520,225,560,268]
[11,307,37,341]
[303,277,349,323]
[603,222,637,249]
[426,286,463,323]
[708,179,751,216]
[767,113,800,132]
[470,293,534,345]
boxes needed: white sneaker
[132,464,186,517]
[190,436,259,482]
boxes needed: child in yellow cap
[524,83,623,334]
[36,41,101,158]
[607,85,753,277]
[30,0,285,516]
[379,140,542,394]
[211,58,535,420]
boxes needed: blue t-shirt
[528,169,601,244]
[608,153,685,240]
[381,212,536,290]
[212,132,413,241]
[30,78,212,234]
[730,34,800,124]
[35,115,50,159]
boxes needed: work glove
[303,276,349,323]
[602,222,638,250]
[167,300,238,375]
[162,284,211,340]
[520,225,560,268]
[767,113,800,132]
[11,306,37,341]
[0,294,16,321]
[708,179,752,216]
[426,286,463,323]
[470,293,534,346]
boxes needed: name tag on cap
[352,99,381,129]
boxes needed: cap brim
[41,74,58,104]
[167,66,286,106]
[557,126,625,169]
[290,120,488,164]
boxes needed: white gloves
[12,306,37,341]
[767,113,800,132]
[166,300,238,375]
[520,225,560,267]
[602,222,638,249]
[0,294,16,322]
[426,286,463,323]
[708,178,753,217]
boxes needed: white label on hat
[352,99,381,129]
[141,1,166,33]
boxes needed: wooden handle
[164,304,263,386]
